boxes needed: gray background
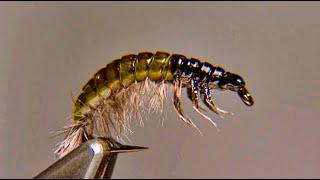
[0,2,320,178]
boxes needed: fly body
[55,51,254,158]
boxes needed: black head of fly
[217,72,254,106]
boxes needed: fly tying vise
[55,51,254,158]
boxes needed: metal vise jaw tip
[34,137,148,179]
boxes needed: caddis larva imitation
[55,51,254,158]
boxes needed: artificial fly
[54,51,254,158]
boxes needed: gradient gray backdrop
[0,1,319,178]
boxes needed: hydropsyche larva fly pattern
[55,51,254,158]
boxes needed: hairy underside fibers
[55,79,168,158]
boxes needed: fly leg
[173,76,202,134]
[201,84,233,118]
[187,77,218,129]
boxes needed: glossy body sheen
[74,51,254,122]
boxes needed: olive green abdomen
[73,51,175,121]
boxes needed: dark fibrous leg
[201,85,233,118]
[186,80,207,112]
[173,78,202,134]
[187,78,218,128]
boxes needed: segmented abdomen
[73,51,175,121]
